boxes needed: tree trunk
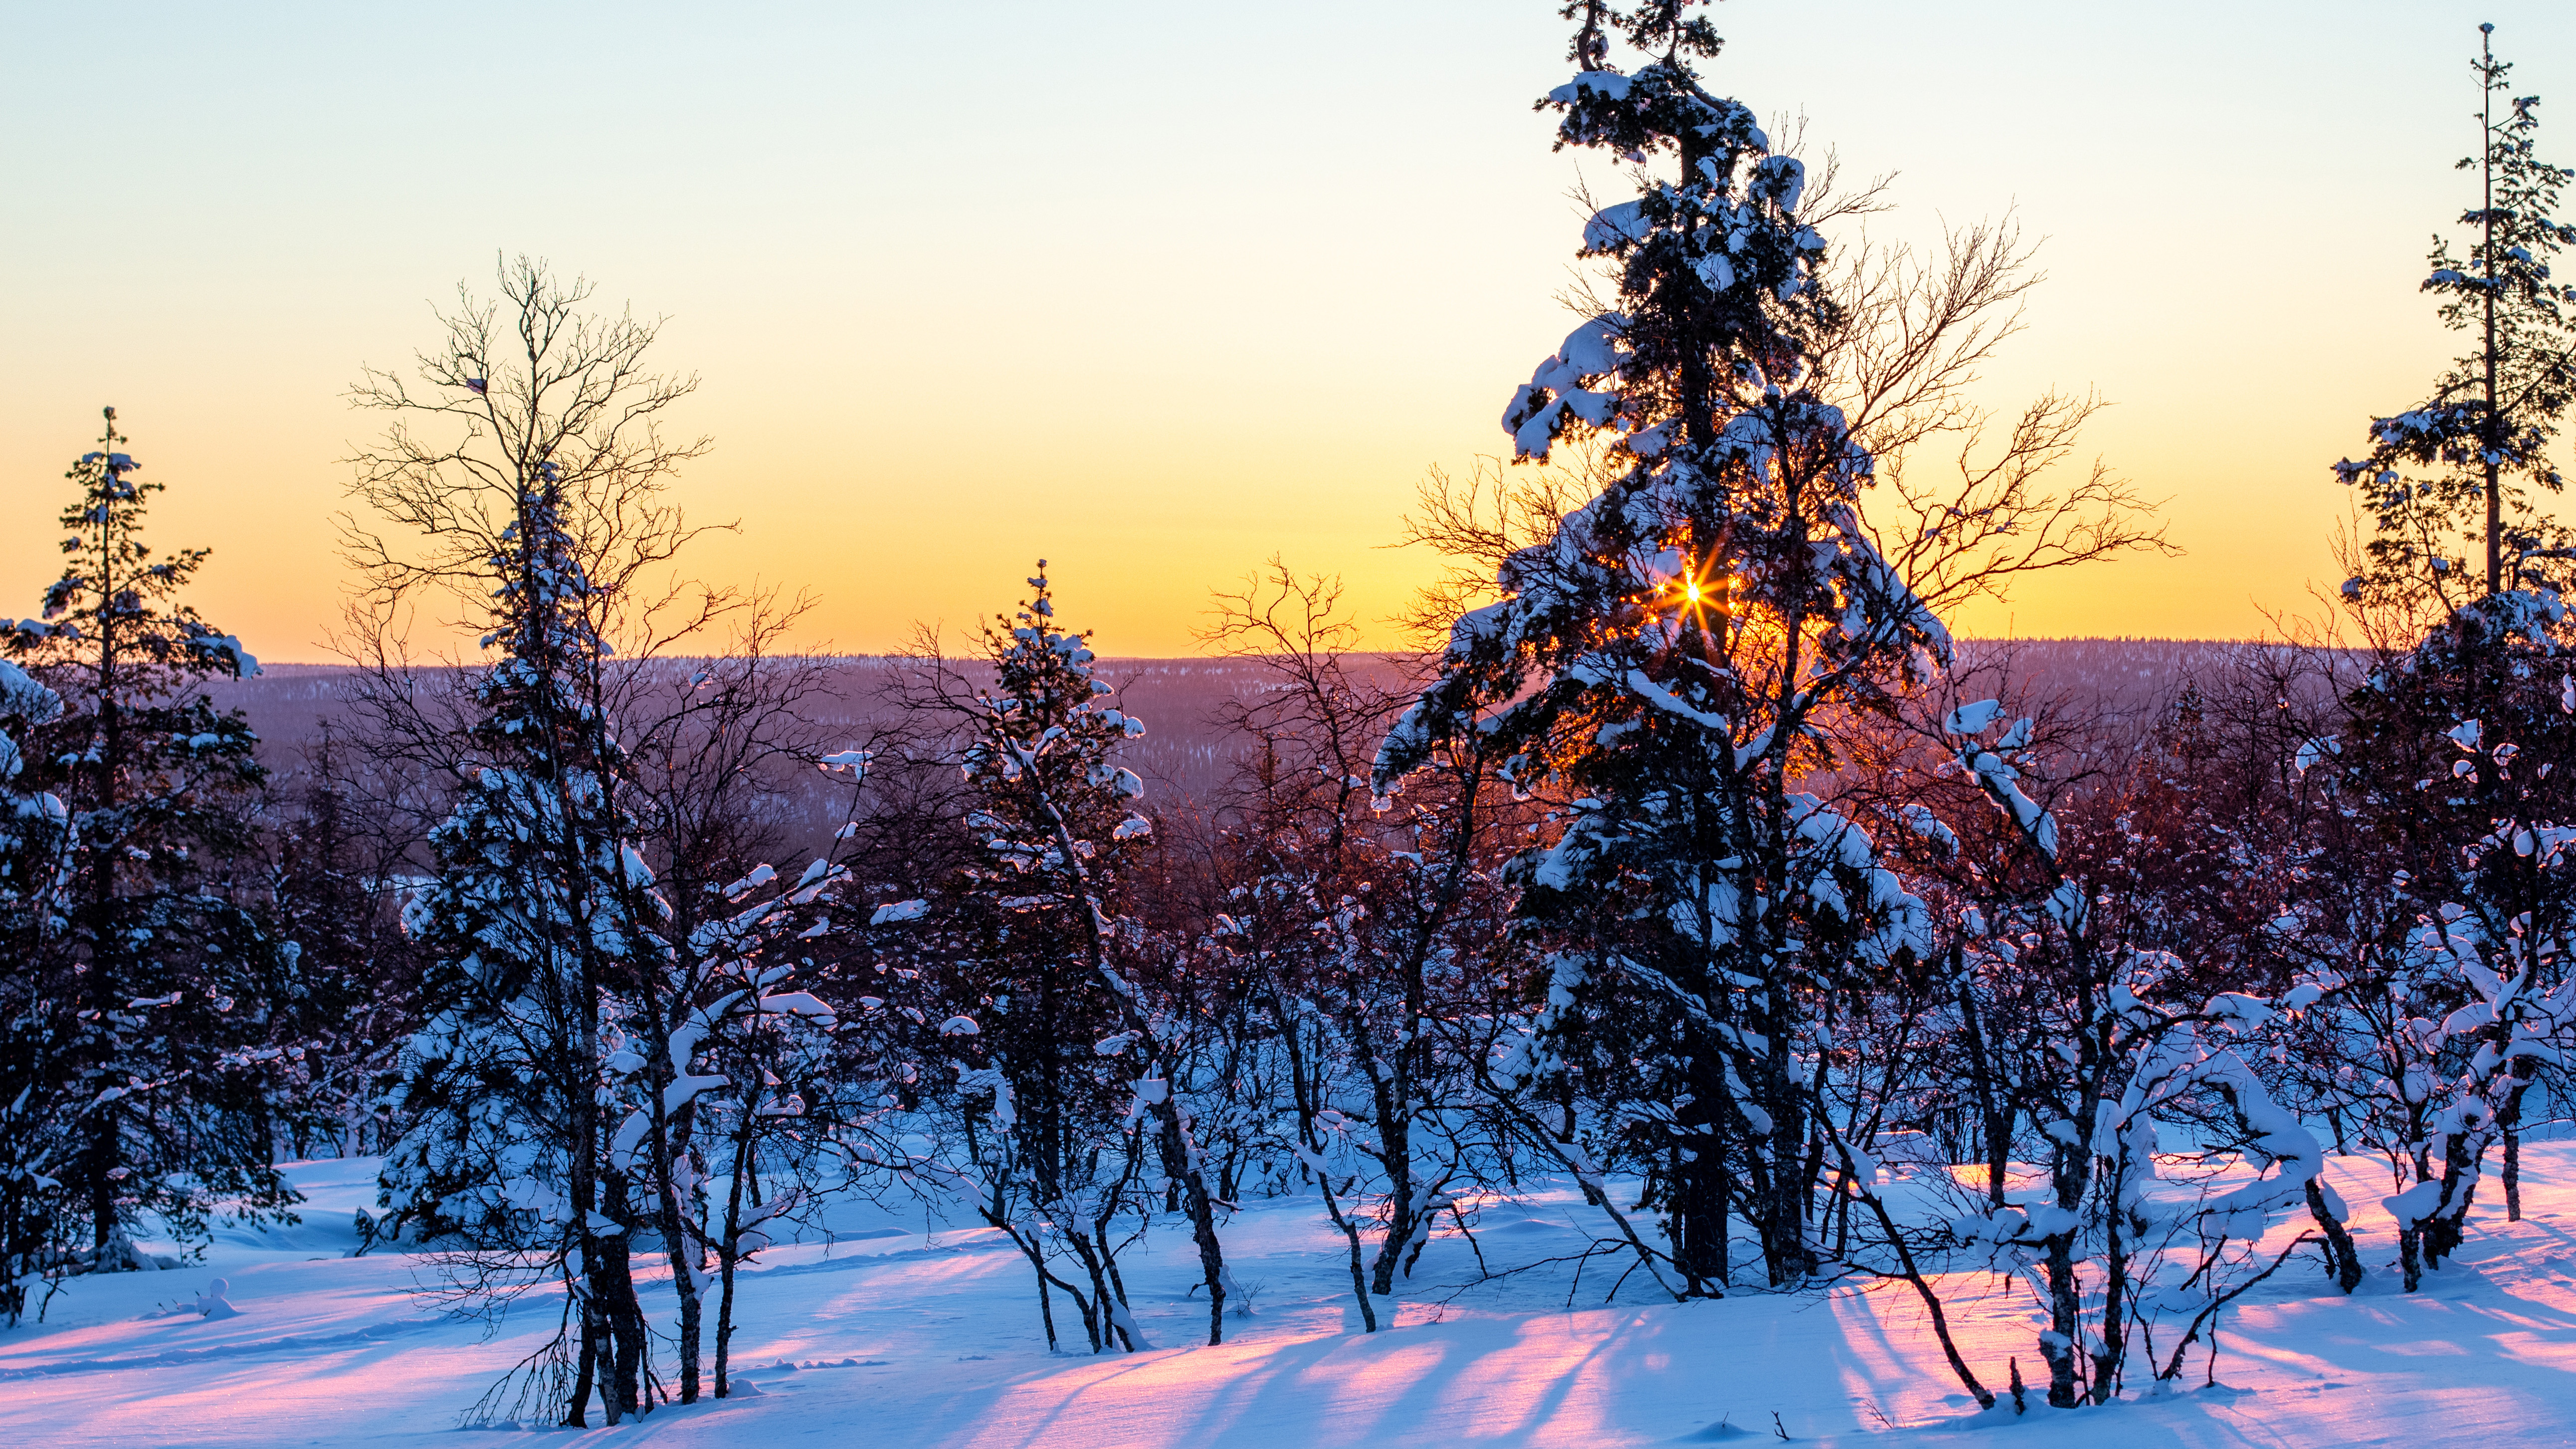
[663,1183,703,1403]
[1954,971,2013,1211]
[1668,1130,1730,1295]
[2305,1178,2364,1293]
[713,1133,753,1396]
[2421,1130,2486,1270]
[1367,1066,1415,1297]
[2090,1194,2129,1405]
[567,1291,599,1429]
[1148,1084,1229,1345]
[1326,1180,1378,1332]
[591,1173,649,1421]
[600,1242,646,1420]
[1748,1042,1813,1287]
[651,1095,703,1401]
[2501,1065,2534,1222]
[2040,1231,2081,1409]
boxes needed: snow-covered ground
[9,1150,2576,1447]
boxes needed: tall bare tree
[346,257,725,1427]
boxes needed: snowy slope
[7,1150,2576,1447]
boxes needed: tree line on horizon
[5,1,2576,1425]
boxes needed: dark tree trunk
[2040,1230,2081,1409]
[1366,1049,1415,1297]
[2305,1178,2365,1293]
[566,1282,599,1428]
[1148,1086,1230,1345]
[2501,1065,2534,1222]
[589,1174,649,1421]
[1668,1062,1730,1296]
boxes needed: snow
[12,1152,2576,1446]
[869,898,930,925]
[1581,201,1652,252]
[1943,699,2005,736]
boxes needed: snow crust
[11,1151,2576,1446]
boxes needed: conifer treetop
[2334,23,2576,609]
[965,563,1149,851]
[4,409,259,687]
[1507,0,1830,466]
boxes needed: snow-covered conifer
[0,409,285,1309]
[378,448,669,1422]
[1376,1,1943,1293]
[2334,24,2576,609]
[884,567,1236,1349]
[0,658,73,1323]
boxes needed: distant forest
[210,638,2299,845]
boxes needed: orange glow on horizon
[4,4,2564,661]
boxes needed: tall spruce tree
[378,454,665,1425]
[1375,2,1944,1292]
[0,410,284,1308]
[2336,23,2576,609]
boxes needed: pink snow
[8,1152,2576,1445]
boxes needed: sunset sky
[7,0,2574,663]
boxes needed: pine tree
[1375,1,1943,1292]
[2316,25,2576,1288]
[888,566,1238,1349]
[0,659,73,1323]
[2336,23,2576,610]
[378,455,665,1424]
[0,409,285,1303]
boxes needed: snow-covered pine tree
[0,658,73,1323]
[378,449,670,1425]
[890,566,1234,1349]
[1375,1,1943,1292]
[0,409,285,1300]
[2310,26,2576,1288]
[2335,23,2576,610]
